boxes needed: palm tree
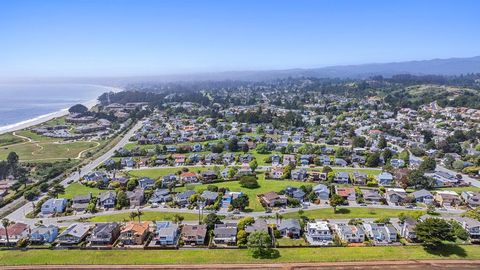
[129,212,137,221]
[172,214,184,225]
[136,209,143,223]
[2,218,10,246]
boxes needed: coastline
[0,85,123,135]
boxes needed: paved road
[4,121,143,224]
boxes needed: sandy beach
[0,85,123,135]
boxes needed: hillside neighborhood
[1,78,480,255]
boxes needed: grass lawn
[178,174,308,212]
[88,211,199,222]
[0,140,100,162]
[128,166,221,179]
[431,186,480,194]
[62,182,103,199]
[15,130,58,142]
[1,245,479,265]
[276,237,309,247]
[282,207,425,220]
[0,133,24,147]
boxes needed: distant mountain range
[4,55,480,84]
[113,55,480,82]
[182,55,480,81]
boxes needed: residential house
[180,172,198,184]
[270,167,284,179]
[29,225,58,244]
[305,221,333,245]
[309,171,327,182]
[173,154,186,166]
[334,224,365,243]
[277,219,301,238]
[351,154,366,165]
[353,172,367,185]
[318,155,331,166]
[461,191,480,208]
[223,153,236,164]
[155,155,168,166]
[175,190,196,206]
[363,223,398,245]
[377,172,394,186]
[313,184,330,201]
[72,193,92,212]
[213,223,237,246]
[259,191,287,207]
[455,217,480,241]
[271,155,281,166]
[161,174,178,188]
[41,198,68,215]
[245,219,269,234]
[361,189,383,204]
[138,177,155,189]
[149,189,171,204]
[120,157,135,168]
[118,221,151,246]
[89,222,120,246]
[299,155,311,166]
[98,191,116,209]
[153,221,179,246]
[335,187,356,202]
[204,153,219,165]
[283,155,296,166]
[427,171,459,187]
[283,186,306,201]
[239,154,253,163]
[411,189,434,204]
[201,190,219,205]
[385,188,407,205]
[291,168,308,181]
[0,223,29,245]
[201,170,218,182]
[181,224,207,246]
[390,159,405,168]
[400,218,417,241]
[57,223,91,245]
[334,158,348,167]
[84,171,109,185]
[435,190,461,207]
[334,172,350,184]
[127,188,145,207]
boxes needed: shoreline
[0,84,123,135]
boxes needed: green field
[88,211,199,222]
[0,133,24,147]
[0,245,479,265]
[276,237,309,247]
[178,174,307,211]
[128,166,221,179]
[431,186,480,194]
[282,207,425,220]
[62,182,104,199]
[0,140,100,162]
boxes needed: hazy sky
[1,0,479,78]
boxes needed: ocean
[0,83,118,132]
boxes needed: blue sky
[1,0,479,77]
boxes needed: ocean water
[0,83,114,129]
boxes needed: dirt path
[12,132,32,143]
[2,260,480,270]
[76,141,101,159]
